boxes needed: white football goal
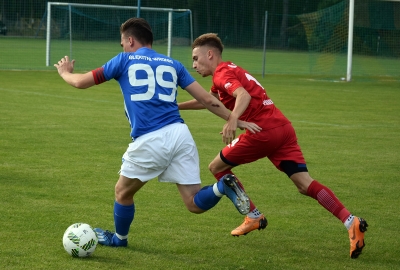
[45,2,193,68]
[262,0,400,80]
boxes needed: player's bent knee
[208,158,221,173]
[208,162,221,175]
[208,153,235,174]
[186,203,205,214]
[280,161,311,195]
[115,186,133,204]
[292,181,310,195]
[280,160,308,178]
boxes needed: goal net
[297,0,400,79]
[46,2,193,70]
[297,1,349,77]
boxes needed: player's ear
[207,49,213,59]
[129,36,134,47]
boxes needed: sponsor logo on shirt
[128,54,173,64]
[129,55,153,61]
[224,82,232,89]
[152,57,173,63]
[263,99,274,106]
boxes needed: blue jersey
[101,47,195,139]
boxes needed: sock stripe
[115,233,128,240]
[213,183,223,197]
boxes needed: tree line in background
[1,0,342,48]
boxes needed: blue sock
[113,201,135,242]
[217,179,225,194]
[194,184,223,211]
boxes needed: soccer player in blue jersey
[54,17,262,247]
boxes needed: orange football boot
[348,217,368,259]
[231,215,268,236]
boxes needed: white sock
[344,214,355,230]
[213,183,223,197]
[247,208,262,219]
[115,233,128,240]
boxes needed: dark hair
[192,33,224,54]
[120,18,153,45]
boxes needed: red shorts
[221,123,306,171]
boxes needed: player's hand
[54,56,75,75]
[237,120,262,133]
[221,115,238,145]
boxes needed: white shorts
[120,123,201,184]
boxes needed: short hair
[120,18,153,46]
[192,33,224,54]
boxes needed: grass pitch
[1,36,399,79]
[0,69,399,269]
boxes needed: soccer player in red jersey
[178,33,368,259]
[54,19,263,248]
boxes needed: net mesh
[297,0,400,77]
[297,1,348,75]
[48,4,192,70]
[0,1,398,79]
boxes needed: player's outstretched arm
[184,81,261,144]
[178,99,206,110]
[54,56,95,89]
[178,89,219,110]
[185,81,236,144]
[184,81,230,120]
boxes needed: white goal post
[45,2,193,66]
[262,0,355,80]
[346,0,355,82]
[262,0,399,80]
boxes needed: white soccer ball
[62,223,98,257]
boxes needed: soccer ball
[62,223,98,257]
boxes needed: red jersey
[211,62,290,130]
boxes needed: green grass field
[0,68,399,269]
[1,36,399,79]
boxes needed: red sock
[307,180,350,222]
[214,170,256,212]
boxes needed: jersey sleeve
[215,67,243,96]
[175,62,195,89]
[101,53,125,81]
[92,67,107,85]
